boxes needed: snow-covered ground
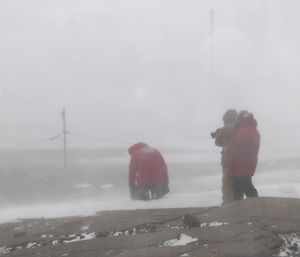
[0,145,300,225]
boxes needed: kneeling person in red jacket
[225,111,260,201]
[128,142,169,200]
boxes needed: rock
[96,231,110,237]
[183,214,201,228]
[12,232,26,239]
[2,197,300,257]
[289,246,298,251]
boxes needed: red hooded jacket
[128,142,169,187]
[226,113,260,176]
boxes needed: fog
[0,0,300,222]
[0,0,299,148]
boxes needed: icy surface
[74,183,92,188]
[164,234,198,246]
[201,222,229,227]
[0,247,10,255]
[64,233,96,243]
[0,148,300,225]
[277,233,300,256]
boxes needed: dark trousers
[131,184,170,201]
[232,176,258,201]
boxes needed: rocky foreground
[1,197,300,257]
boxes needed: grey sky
[0,0,299,149]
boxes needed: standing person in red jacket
[128,142,169,200]
[225,111,260,201]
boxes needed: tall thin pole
[61,108,67,169]
[210,8,214,108]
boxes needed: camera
[210,128,220,139]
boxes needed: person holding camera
[212,109,238,206]
[128,142,169,201]
[225,111,260,201]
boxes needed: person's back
[227,113,260,177]
[214,109,237,205]
[226,111,260,201]
[128,142,169,200]
[215,109,237,167]
[129,145,167,186]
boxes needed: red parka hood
[237,113,257,130]
[128,142,148,155]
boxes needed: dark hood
[128,142,148,155]
[222,109,238,125]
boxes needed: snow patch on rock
[164,234,198,246]
[278,233,300,256]
[74,183,92,188]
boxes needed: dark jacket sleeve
[160,153,169,185]
[215,127,225,147]
[128,154,138,186]
[226,129,249,156]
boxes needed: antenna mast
[61,108,67,169]
[210,8,214,108]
